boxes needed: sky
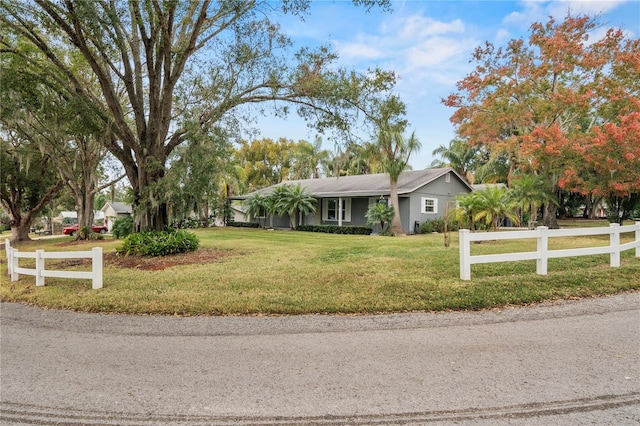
[252,0,640,170]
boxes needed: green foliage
[243,192,269,227]
[271,184,316,229]
[112,216,133,239]
[365,202,395,234]
[3,1,399,232]
[297,225,372,235]
[418,218,459,234]
[227,221,261,228]
[473,186,520,230]
[116,229,199,257]
[430,138,480,183]
[288,137,331,179]
[236,138,296,191]
[62,217,76,225]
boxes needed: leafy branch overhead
[0,0,397,232]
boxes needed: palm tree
[376,129,421,235]
[510,173,554,228]
[243,192,268,228]
[431,138,479,184]
[289,137,331,180]
[452,192,481,231]
[272,184,316,229]
[473,186,520,231]
[365,201,395,235]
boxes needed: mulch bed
[50,240,235,271]
[103,248,234,271]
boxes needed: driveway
[1,293,638,425]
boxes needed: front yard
[1,223,638,315]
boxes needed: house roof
[101,201,132,214]
[235,168,472,199]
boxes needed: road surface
[1,293,639,425]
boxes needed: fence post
[536,226,548,275]
[10,247,19,281]
[610,223,620,267]
[92,247,103,289]
[5,239,12,277]
[35,249,45,286]
[636,222,640,258]
[459,229,471,280]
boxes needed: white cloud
[333,12,474,71]
[404,37,475,71]
[334,39,385,61]
[504,0,630,27]
[398,15,466,39]
[546,0,628,17]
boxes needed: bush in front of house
[418,218,459,234]
[112,216,134,239]
[226,221,260,228]
[297,225,373,235]
[116,229,199,256]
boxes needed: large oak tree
[1,0,396,231]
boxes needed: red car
[62,224,108,236]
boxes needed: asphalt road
[1,293,639,425]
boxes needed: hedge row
[227,221,260,228]
[297,224,372,235]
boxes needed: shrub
[418,218,459,234]
[116,229,200,257]
[112,216,133,239]
[297,225,372,235]
[227,221,260,228]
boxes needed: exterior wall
[249,172,471,233]
[399,197,412,234]
[407,173,471,233]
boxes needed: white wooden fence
[4,239,103,289]
[459,223,640,280]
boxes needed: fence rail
[4,239,103,289]
[459,223,640,280]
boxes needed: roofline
[230,167,473,200]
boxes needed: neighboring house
[229,201,249,223]
[54,210,105,223]
[101,202,133,231]
[233,167,473,234]
[56,211,77,223]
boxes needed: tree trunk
[543,203,559,229]
[75,185,95,240]
[10,217,32,242]
[388,179,405,236]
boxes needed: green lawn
[1,222,639,315]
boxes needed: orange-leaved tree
[444,14,639,228]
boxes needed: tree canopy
[444,14,640,227]
[1,0,398,231]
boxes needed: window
[323,198,351,222]
[421,197,438,214]
[445,173,451,183]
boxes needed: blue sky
[252,0,639,170]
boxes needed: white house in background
[57,211,77,222]
[56,210,105,223]
[101,202,133,231]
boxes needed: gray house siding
[407,173,470,232]
[234,168,473,233]
[314,197,370,227]
[399,197,411,234]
